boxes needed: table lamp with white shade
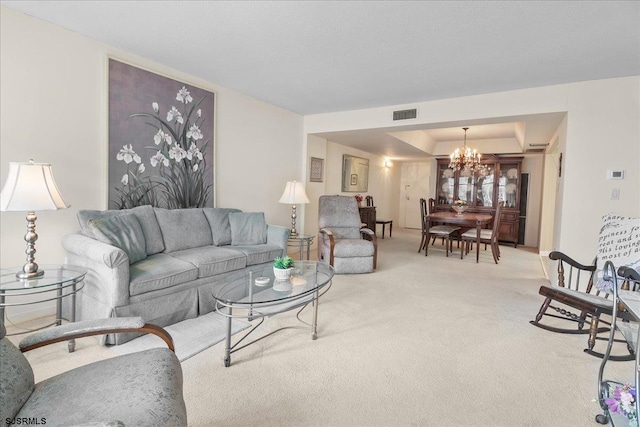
[279,180,309,237]
[0,160,69,279]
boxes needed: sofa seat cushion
[16,348,186,427]
[169,246,247,278]
[130,254,198,297]
[228,244,283,266]
[333,239,375,258]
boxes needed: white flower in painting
[154,129,164,145]
[116,144,141,164]
[168,143,187,162]
[138,163,145,174]
[186,124,203,141]
[167,107,184,124]
[153,129,172,146]
[186,142,203,161]
[197,109,202,118]
[152,102,159,113]
[121,174,128,186]
[193,164,199,172]
[150,151,169,167]
[176,86,193,104]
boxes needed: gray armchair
[0,318,187,426]
[318,195,377,274]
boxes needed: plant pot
[273,267,293,281]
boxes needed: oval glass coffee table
[213,261,334,367]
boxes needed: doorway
[400,162,431,229]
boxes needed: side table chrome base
[16,269,45,280]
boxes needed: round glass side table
[287,234,315,260]
[1,264,87,352]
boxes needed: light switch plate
[611,188,620,200]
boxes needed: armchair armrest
[360,228,378,270]
[549,251,597,272]
[319,228,335,266]
[19,317,174,352]
[618,266,640,282]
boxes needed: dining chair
[365,196,393,238]
[460,202,503,263]
[419,198,460,257]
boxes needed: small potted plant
[452,199,468,215]
[273,256,294,281]
[354,194,364,207]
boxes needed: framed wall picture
[310,157,324,182]
[342,154,369,192]
[108,58,215,209]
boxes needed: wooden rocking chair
[530,251,638,360]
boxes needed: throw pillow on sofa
[229,212,268,245]
[154,208,213,252]
[88,213,147,264]
[77,205,165,255]
[202,208,242,246]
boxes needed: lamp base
[16,269,45,280]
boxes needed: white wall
[305,76,640,263]
[520,154,543,248]
[0,7,303,321]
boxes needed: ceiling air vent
[525,143,549,153]
[393,108,417,121]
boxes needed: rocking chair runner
[530,251,637,360]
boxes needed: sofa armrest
[267,224,291,256]
[62,233,129,268]
[19,317,174,352]
[62,233,131,308]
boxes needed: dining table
[428,211,494,263]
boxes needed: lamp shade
[278,180,310,204]
[0,161,69,211]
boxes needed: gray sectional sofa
[62,206,290,344]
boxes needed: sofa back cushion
[0,323,35,423]
[155,208,213,253]
[88,213,148,264]
[229,212,268,245]
[202,208,242,246]
[77,205,165,255]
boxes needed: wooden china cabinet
[435,156,523,246]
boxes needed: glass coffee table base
[222,297,320,367]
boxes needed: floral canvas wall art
[108,59,215,209]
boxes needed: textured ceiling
[2,1,639,115]
[2,1,637,159]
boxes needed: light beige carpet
[8,228,633,426]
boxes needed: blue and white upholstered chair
[318,195,377,274]
[0,318,187,426]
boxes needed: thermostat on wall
[607,170,624,180]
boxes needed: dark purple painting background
[108,59,215,209]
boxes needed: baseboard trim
[4,303,56,325]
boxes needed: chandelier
[449,127,484,172]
